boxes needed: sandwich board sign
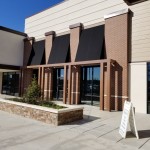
[119,100,139,139]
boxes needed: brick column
[45,31,55,64]
[38,67,42,86]
[21,68,33,95]
[48,68,53,100]
[75,66,81,104]
[100,63,104,110]
[43,31,55,100]
[107,60,112,112]
[23,37,35,66]
[68,65,72,104]
[104,9,129,111]
[69,23,82,62]
[44,68,53,100]
[71,66,76,104]
[44,69,49,100]
[69,23,82,105]
[41,67,45,100]
[70,66,81,105]
[21,37,35,96]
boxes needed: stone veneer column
[21,37,35,96]
[104,9,129,111]
[43,31,55,100]
[69,23,82,104]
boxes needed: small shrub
[24,77,41,104]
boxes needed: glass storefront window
[53,68,64,100]
[2,72,20,96]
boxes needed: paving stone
[0,103,150,150]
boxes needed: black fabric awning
[28,40,45,65]
[75,25,104,62]
[48,34,70,64]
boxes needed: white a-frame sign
[119,100,139,139]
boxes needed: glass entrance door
[53,68,64,100]
[81,66,100,106]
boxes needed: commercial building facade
[0,26,27,96]
[0,0,150,114]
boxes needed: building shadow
[138,130,150,139]
[65,115,100,126]
[126,130,150,139]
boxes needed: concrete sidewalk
[0,105,150,150]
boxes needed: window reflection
[2,72,19,96]
[53,68,64,100]
[81,66,100,106]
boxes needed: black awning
[75,25,104,62]
[28,40,45,65]
[48,34,70,64]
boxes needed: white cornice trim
[104,8,129,19]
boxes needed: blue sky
[0,0,63,32]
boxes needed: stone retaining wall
[0,99,83,125]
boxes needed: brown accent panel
[27,59,110,68]
[70,25,82,62]
[45,32,55,64]
[105,13,129,111]
[23,38,34,66]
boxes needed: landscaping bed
[6,98,66,109]
[0,98,83,126]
